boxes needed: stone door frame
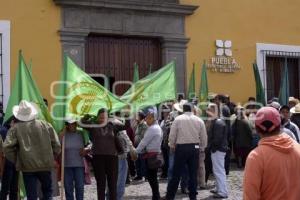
[54,0,198,93]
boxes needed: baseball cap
[268,101,281,110]
[255,107,281,133]
[143,106,158,119]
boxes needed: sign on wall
[207,40,241,73]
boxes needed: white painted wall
[0,20,10,110]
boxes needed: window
[0,21,10,111]
[266,54,299,99]
[256,43,300,102]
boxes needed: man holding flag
[3,100,61,200]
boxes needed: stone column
[162,37,189,94]
[60,30,88,69]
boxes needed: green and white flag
[121,61,177,113]
[52,55,128,132]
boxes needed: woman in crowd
[80,108,126,200]
[61,118,87,200]
[232,106,253,168]
[136,107,163,200]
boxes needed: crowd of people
[0,93,300,200]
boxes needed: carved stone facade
[54,0,198,93]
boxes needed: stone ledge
[54,0,198,15]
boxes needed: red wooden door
[85,35,162,96]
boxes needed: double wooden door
[85,35,162,96]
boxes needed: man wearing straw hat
[3,100,61,200]
[291,103,300,131]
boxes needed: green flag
[121,61,177,113]
[52,55,128,132]
[253,62,266,105]
[199,61,209,102]
[28,59,32,73]
[279,61,289,105]
[187,63,196,100]
[3,51,52,125]
[133,63,139,83]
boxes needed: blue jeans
[23,171,52,200]
[64,167,84,200]
[166,144,199,200]
[106,158,128,200]
[168,152,189,190]
[117,158,128,200]
[135,154,146,178]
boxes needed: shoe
[133,176,143,181]
[210,189,217,194]
[160,174,168,179]
[198,186,206,190]
[181,188,189,194]
[213,194,228,199]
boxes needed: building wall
[0,0,61,105]
[2,0,300,106]
[181,0,300,103]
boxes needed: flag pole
[60,135,65,200]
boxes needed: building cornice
[53,0,198,15]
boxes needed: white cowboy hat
[13,100,38,122]
[173,99,188,113]
[290,103,300,114]
[65,116,78,124]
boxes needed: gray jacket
[118,130,134,159]
[136,121,162,153]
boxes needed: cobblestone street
[124,166,243,200]
[56,165,243,200]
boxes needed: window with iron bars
[263,50,300,101]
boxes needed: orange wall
[181,0,300,103]
[0,0,62,105]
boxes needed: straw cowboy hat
[13,100,38,121]
[290,103,300,114]
[289,97,299,104]
[173,99,188,113]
